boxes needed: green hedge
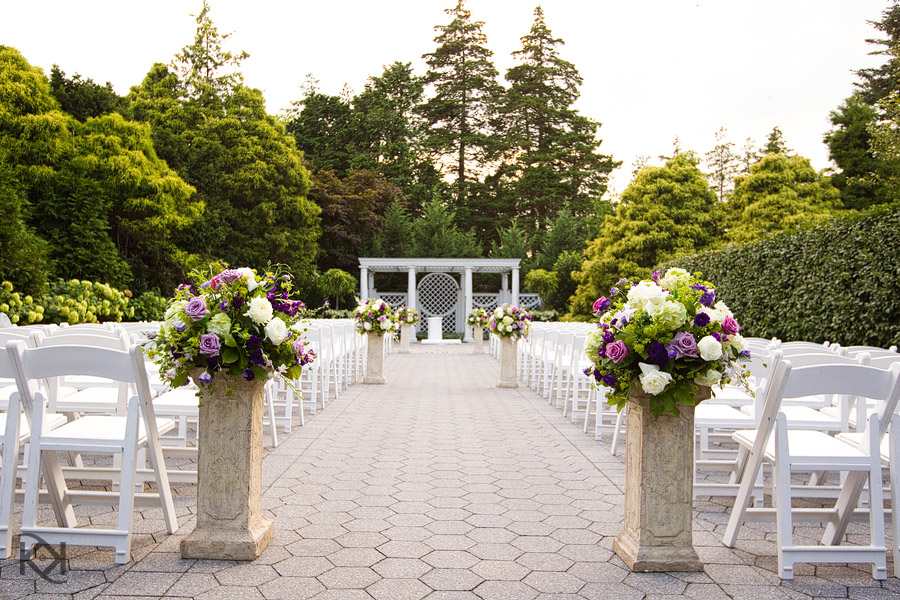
[659,205,900,347]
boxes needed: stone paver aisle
[6,344,900,599]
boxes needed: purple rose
[670,331,699,358]
[184,297,209,322]
[243,368,255,381]
[694,312,711,328]
[647,341,669,367]
[606,340,629,363]
[593,297,610,314]
[198,371,212,384]
[721,316,740,336]
[219,269,242,284]
[602,374,617,387]
[700,290,716,307]
[198,333,221,356]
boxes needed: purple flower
[602,331,615,343]
[721,316,740,336]
[700,290,716,307]
[606,340,629,363]
[250,348,265,365]
[323,300,330,308]
[233,295,245,309]
[219,300,229,311]
[598,347,606,358]
[583,367,592,377]
[206,356,220,371]
[666,344,678,359]
[712,331,722,342]
[247,335,260,348]
[593,297,610,314]
[647,341,669,367]
[198,371,212,384]
[146,331,157,340]
[198,333,221,356]
[184,297,209,321]
[219,269,242,284]
[593,370,603,382]
[740,350,751,358]
[243,368,255,381]
[602,374,617,387]
[173,321,187,333]
[694,312,711,328]
[609,287,619,296]
[670,331,699,358]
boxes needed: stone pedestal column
[399,323,412,354]
[613,385,711,572]
[473,326,484,354]
[182,377,273,560]
[364,332,385,384]
[497,337,518,388]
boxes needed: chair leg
[0,401,21,558]
[114,398,142,564]
[891,415,900,577]
[865,417,888,580]
[610,408,625,456]
[773,414,795,579]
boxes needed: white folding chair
[723,360,900,579]
[9,341,178,564]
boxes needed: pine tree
[417,0,503,210]
[855,1,900,104]
[761,126,791,155]
[705,127,740,202]
[500,6,616,228]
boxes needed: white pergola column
[511,267,520,306]
[501,273,509,304]
[407,267,417,311]
[464,267,473,342]
[360,267,369,302]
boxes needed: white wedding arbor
[358,258,541,341]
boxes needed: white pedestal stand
[497,337,518,388]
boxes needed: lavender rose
[198,333,221,356]
[219,269,242,284]
[670,331,699,358]
[606,340,629,363]
[721,316,740,336]
[184,297,210,322]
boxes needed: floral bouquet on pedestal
[397,306,420,326]
[354,298,399,336]
[488,304,531,340]
[585,268,751,417]
[466,308,489,328]
[147,266,316,391]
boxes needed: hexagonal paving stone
[372,557,433,579]
[470,560,530,582]
[515,551,574,572]
[327,547,385,567]
[214,563,280,587]
[259,576,325,600]
[473,580,539,600]
[521,570,584,594]
[366,577,432,600]
[378,540,433,559]
[424,534,477,551]
[510,536,564,553]
[420,568,485,591]
[273,556,334,577]
[422,550,480,569]
[468,543,524,561]
[316,566,380,589]
[335,531,389,548]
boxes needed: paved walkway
[4,344,900,599]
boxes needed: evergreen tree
[370,199,415,257]
[285,91,355,174]
[705,127,740,202]
[411,196,482,258]
[855,1,900,104]
[761,126,791,155]
[417,0,503,210]
[499,6,616,229]
[49,66,126,122]
[534,203,583,272]
[725,154,841,243]
[570,153,720,318]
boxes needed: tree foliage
[49,66,126,122]
[724,153,841,243]
[705,127,740,202]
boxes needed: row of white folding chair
[722,358,900,579]
[5,340,178,564]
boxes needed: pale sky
[1,0,888,192]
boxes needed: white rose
[407,316,414,323]
[729,333,748,353]
[237,267,258,292]
[627,281,666,310]
[265,317,290,345]
[494,308,504,317]
[638,363,673,396]
[244,296,273,325]
[363,321,372,331]
[697,306,724,324]
[697,335,723,361]
[694,368,722,387]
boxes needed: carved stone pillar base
[473,326,484,354]
[399,323,412,354]
[612,386,710,572]
[497,337,518,388]
[363,332,386,384]
[181,377,273,560]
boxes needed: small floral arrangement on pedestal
[397,306,420,326]
[466,308,489,328]
[488,304,531,340]
[354,298,399,336]
[147,266,316,391]
[585,268,751,417]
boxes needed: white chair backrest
[35,330,130,350]
[870,354,900,369]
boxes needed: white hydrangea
[647,300,688,329]
[659,268,691,290]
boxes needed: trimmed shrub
[0,280,44,324]
[40,279,134,324]
[129,289,168,322]
[659,205,900,347]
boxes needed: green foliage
[705,127,740,202]
[825,93,900,210]
[318,268,357,310]
[660,205,900,348]
[418,0,504,208]
[129,289,168,321]
[410,196,482,258]
[534,203,584,271]
[529,309,559,322]
[40,278,134,324]
[524,269,557,308]
[570,153,720,318]
[725,153,841,243]
[286,91,355,174]
[854,2,900,104]
[0,280,45,324]
[49,65,126,121]
[549,250,581,313]
[761,126,791,155]
[370,199,415,257]
[490,222,530,261]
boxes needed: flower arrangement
[397,306,420,325]
[354,298,399,336]
[146,266,315,390]
[466,307,489,328]
[585,268,751,417]
[488,304,531,340]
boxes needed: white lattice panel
[519,294,542,309]
[473,294,499,312]
[380,293,407,308]
[417,272,459,335]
